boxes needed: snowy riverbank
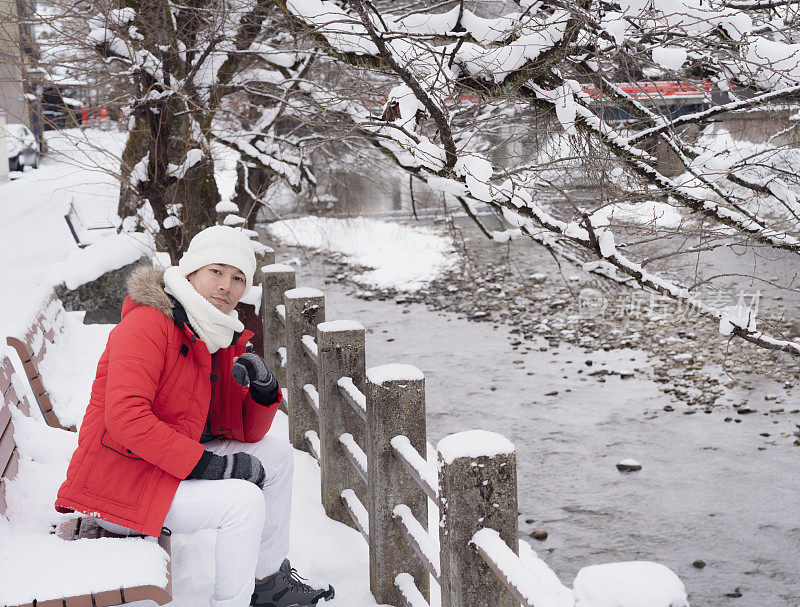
[264,225,800,606]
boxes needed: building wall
[0,112,9,181]
[0,0,31,128]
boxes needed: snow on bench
[0,356,171,607]
[5,291,69,429]
[5,291,111,432]
[0,354,31,514]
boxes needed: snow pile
[391,435,437,499]
[366,363,424,385]
[285,0,378,55]
[572,561,689,607]
[239,283,263,313]
[741,37,800,90]
[167,148,204,179]
[285,286,324,299]
[651,47,687,70]
[318,320,364,333]
[49,231,154,290]
[454,154,494,202]
[337,377,366,415]
[437,430,515,464]
[266,216,457,291]
[590,201,683,229]
[0,129,126,333]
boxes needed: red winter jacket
[55,266,282,536]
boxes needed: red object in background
[581,80,712,101]
[80,105,111,127]
[236,301,264,358]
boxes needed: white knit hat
[178,226,256,291]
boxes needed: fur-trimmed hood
[126,266,173,318]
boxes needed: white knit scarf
[163,266,244,354]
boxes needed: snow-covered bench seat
[5,290,113,432]
[5,291,73,430]
[0,353,31,513]
[0,354,173,607]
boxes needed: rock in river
[530,529,549,541]
[616,459,643,472]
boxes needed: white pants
[96,435,294,607]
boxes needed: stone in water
[617,459,642,472]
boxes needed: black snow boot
[251,559,335,607]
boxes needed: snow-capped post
[316,320,367,528]
[255,248,275,276]
[365,364,429,605]
[284,287,325,451]
[437,431,518,607]
[261,264,296,400]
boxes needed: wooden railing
[257,251,544,607]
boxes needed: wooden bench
[1,354,173,607]
[0,352,31,514]
[5,291,75,431]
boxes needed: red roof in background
[582,81,712,100]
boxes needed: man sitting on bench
[54,226,334,607]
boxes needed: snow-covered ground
[0,129,125,337]
[266,216,458,291]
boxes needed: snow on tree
[276,0,800,355]
[19,0,800,355]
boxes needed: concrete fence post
[437,430,518,607]
[285,288,325,451]
[365,364,429,606]
[256,247,276,270]
[316,320,367,528]
[261,264,296,392]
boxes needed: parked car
[6,124,40,171]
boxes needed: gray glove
[186,450,266,489]
[232,353,280,406]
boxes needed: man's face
[187,264,247,314]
